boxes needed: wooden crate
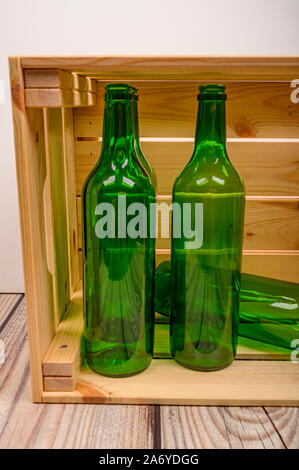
[9,56,299,405]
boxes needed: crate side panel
[10,57,56,402]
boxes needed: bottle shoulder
[82,151,155,200]
[173,145,245,195]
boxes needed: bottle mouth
[105,83,131,101]
[197,84,226,101]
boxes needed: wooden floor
[0,294,298,449]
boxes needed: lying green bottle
[82,84,155,377]
[131,86,157,191]
[155,260,299,350]
[171,85,245,371]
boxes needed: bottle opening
[198,84,226,101]
[105,83,131,101]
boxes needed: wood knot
[234,118,256,138]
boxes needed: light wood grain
[42,289,82,378]
[74,141,299,196]
[160,406,285,448]
[74,82,299,138]
[42,359,299,405]
[9,57,55,401]
[0,294,22,324]
[265,407,299,449]
[44,109,70,326]
[76,196,299,251]
[0,297,154,449]
[155,250,299,283]
[20,56,299,81]
[24,69,96,93]
[25,89,96,107]
[62,108,80,295]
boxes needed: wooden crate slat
[76,196,299,251]
[62,109,80,295]
[20,56,299,81]
[155,250,299,283]
[24,68,97,93]
[74,141,299,196]
[24,69,74,89]
[25,88,96,107]
[74,82,299,138]
[44,109,70,327]
[42,359,299,405]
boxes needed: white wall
[0,0,298,292]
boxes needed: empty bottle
[82,84,155,377]
[171,84,245,371]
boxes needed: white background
[0,0,298,292]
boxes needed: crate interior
[11,57,299,404]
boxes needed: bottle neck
[132,100,140,144]
[101,100,134,158]
[194,99,226,146]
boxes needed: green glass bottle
[155,260,299,351]
[82,84,155,377]
[170,84,245,371]
[130,86,157,191]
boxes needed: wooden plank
[0,294,22,324]
[155,250,299,283]
[42,289,83,377]
[242,251,299,283]
[160,406,285,448]
[25,88,96,107]
[24,69,96,93]
[42,359,299,405]
[44,109,70,327]
[24,69,74,89]
[9,57,55,402]
[74,82,299,138]
[265,407,299,449]
[74,141,299,196]
[62,109,80,295]
[43,375,79,392]
[76,196,299,251]
[0,296,154,449]
[20,56,299,81]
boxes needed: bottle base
[85,345,152,378]
[174,357,234,372]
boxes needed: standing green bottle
[130,86,157,191]
[82,84,155,377]
[170,84,245,371]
